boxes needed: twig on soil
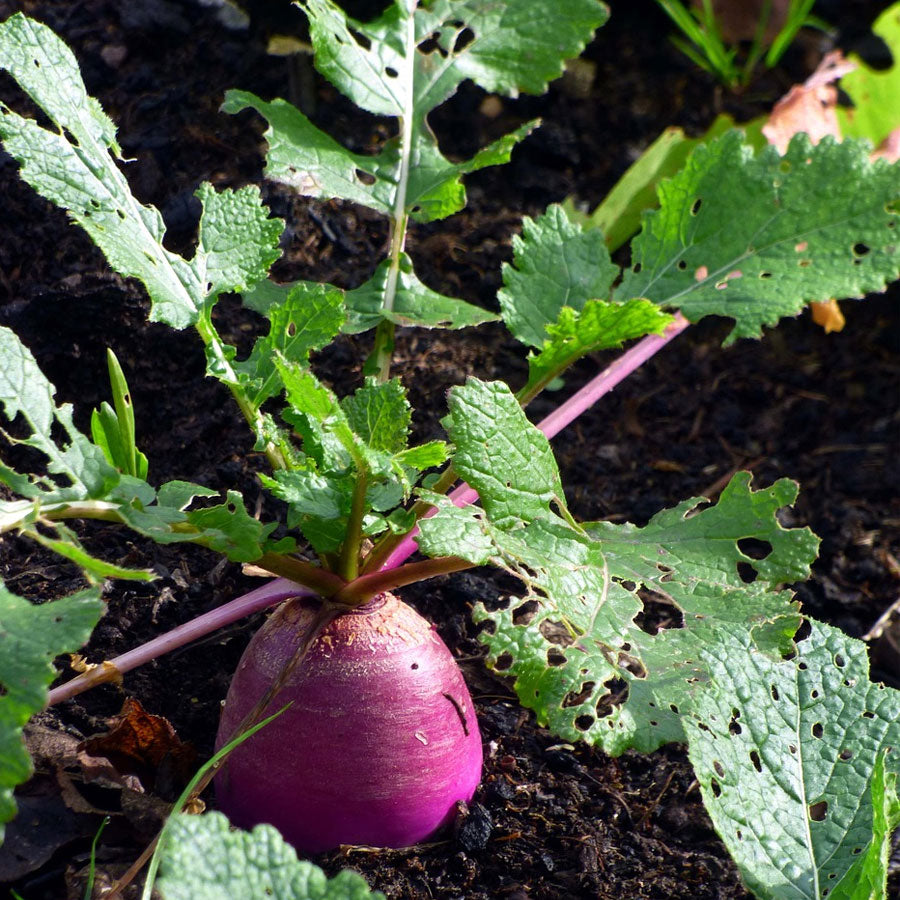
[862,594,900,641]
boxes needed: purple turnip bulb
[215,592,483,852]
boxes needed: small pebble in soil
[453,801,493,853]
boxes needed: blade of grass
[138,704,290,900]
[84,815,111,900]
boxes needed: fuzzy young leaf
[499,205,621,347]
[235,282,345,405]
[446,380,566,527]
[0,583,103,843]
[521,298,673,399]
[192,183,284,299]
[272,364,439,550]
[260,469,350,554]
[156,811,384,900]
[684,620,900,900]
[341,378,410,455]
[343,255,498,333]
[618,131,900,342]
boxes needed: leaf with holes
[617,130,900,343]
[0,583,103,844]
[419,379,810,753]
[225,0,606,224]
[684,619,900,900]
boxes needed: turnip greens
[0,1,898,897]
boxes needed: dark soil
[0,0,898,898]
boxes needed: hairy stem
[338,471,369,581]
[369,5,416,383]
[193,314,290,471]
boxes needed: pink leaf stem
[379,312,690,571]
[48,578,309,705]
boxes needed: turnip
[4,4,900,897]
[214,593,483,852]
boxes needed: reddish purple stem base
[46,313,689,707]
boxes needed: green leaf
[344,254,498,334]
[684,620,900,900]
[421,380,815,754]
[236,282,345,405]
[445,379,566,527]
[186,492,277,562]
[520,298,673,399]
[303,0,607,116]
[0,583,103,843]
[221,90,395,215]
[587,472,821,589]
[229,0,605,224]
[499,204,621,348]
[404,119,539,223]
[260,469,350,554]
[827,752,900,900]
[0,326,117,502]
[155,811,385,900]
[90,349,148,480]
[394,441,448,470]
[156,481,219,511]
[419,0,609,100]
[0,16,282,330]
[0,15,196,328]
[22,523,155,584]
[618,131,900,343]
[277,361,355,473]
[836,3,900,147]
[340,378,410,455]
[564,114,766,252]
[192,183,283,299]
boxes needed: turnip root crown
[215,594,483,851]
